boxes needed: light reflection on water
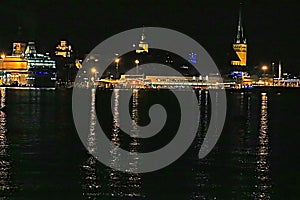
[0,88,12,198]
[0,89,285,199]
[82,88,101,198]
[254,92,272,199]
[191,90,211,200]
[108,89,142,198]
[231,92,256,198]
[82,89,143,199]
[191,91,273,199]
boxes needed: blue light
[36,71,49,75]
[188,53,197,64]
[231,71,243,77]
[243,85,253,89]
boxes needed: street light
[135,59,139,75]
[262,65,268,76]
[262,65,268,86]
[115,58,120,79]
[272,62,275,86]
[91,67,97,73]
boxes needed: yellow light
[115,58,120,64]
[262,65,268,71]
[135,59,139,65]
[91,68,97,73]
[1,54,5,59]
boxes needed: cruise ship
[0,42,56,88]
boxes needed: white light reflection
[191,90,211,199]
[82,88,101,198]
[81,89,144,198]
[125,89,142,197]
[254,92,272,199]
[108,89,123,197]
[88,89,97,154]
[232,92,253,198]
[0,88,12,195]
[109,89,142,198]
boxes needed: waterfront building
[55,40,73,58]
[12,42,26,56]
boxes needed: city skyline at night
[0,1,299,74]
[0,1,300,199]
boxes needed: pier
[75,73,300,90]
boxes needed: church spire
[236,3,246,44]
[231,3,247,67]
[136,26,149,54]
[141,26,146,42]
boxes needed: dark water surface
[0,88,299,199]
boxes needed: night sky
[0,0,299,73]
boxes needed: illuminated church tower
[136,28,149,54]
[231,5,247,67]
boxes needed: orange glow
[91,68,97,73]
[231,43,247,66]
[0,57,28,70]
[75,60,82,69]
[262,65,268,71]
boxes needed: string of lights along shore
[0,4,299,89]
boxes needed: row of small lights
[0,52,271,75]
[90,58,140,73]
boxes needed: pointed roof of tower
[140,26,146,43]
[235,3,246,44]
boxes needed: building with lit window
[55,40,73,58]
[25,42,56,87]
[12,42,26,56]
[0,55,28,85]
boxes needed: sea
[0,87,299,199]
